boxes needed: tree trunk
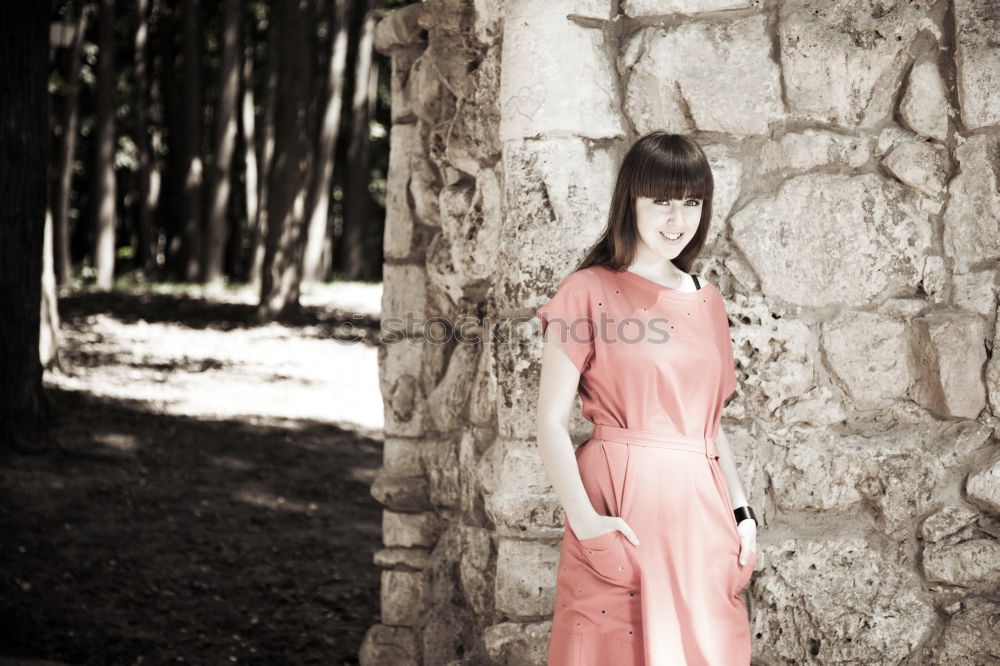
[181,0,204,282]
[156,0,185,273]
[0,3,52,450]
[338,0,378,281]
[134,0,156,272]
[42,16,63,374]
[38,8,65,369]
[53,2,88,287]
[147,0,166,268]
[203,0,241,289]
[302,0,349,284]
[240,17,259,284]
[250,8,278,291]
[93,0,117,289]
[258,0,314,321]
[40,207,63,374]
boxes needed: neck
[627,256,687,282]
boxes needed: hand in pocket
[571,512,640,546]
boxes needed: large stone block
[445,46,502,173]
[459,524,496,616]
[484,620,552,666]
[731,172,932,308]
[415,0,480,100]
[495,536,561,617]
[699,142,743,244]
[407,50,458,125]
[383,509,443,548]
[900,58,950,141]
[379,337,428,438]
[955,0,1000,129]
[471,0,504,47]
[943,135,1000,274]
[381,570,426,626]
[496,137,621,315]
[952,269,998,326]
[752,538,937,663]
[764,421,991,537]
[359,623,420,666]
[371,471,431,510]
[921,502,980,544]
[437,164,503,285]
[423,435,461,508]
[966,451,1000,516]
[373,3,425,54]
[382,263,430,323]
[922,597,1000,665]
[493,311,596,442]
[621,14,783,135]
[468,337,497,427]
[755,129,872,176]
[484,439,566,538]
[408,122,443,229]
[385,123,421,260]
[924,539,1000,590]
[381,437,425,476]
[423,607,477,666]
[428,340,480,431]
[374,546,432,571]
[458,428,493,524]
[821,310,911,409]
[881,138,948,198]
[911,312,987,419]
[387,49,422,125]
[777,0,925,128]
[499,0,623,140]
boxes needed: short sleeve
[535,272,595,374]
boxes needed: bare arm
[715,424,747,508]
[533,271,640,545]
[534,325,599,529]
[715,423,757,563]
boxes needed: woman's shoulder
[560,265,612,289]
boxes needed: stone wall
[364,1,1000,664]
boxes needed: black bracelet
[734,505,757,525]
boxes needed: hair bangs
[632,152,712,203]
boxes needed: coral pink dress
[535,264,754,666]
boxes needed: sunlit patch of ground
[47,280,384,430]
[0,280,387,666]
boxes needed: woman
[534,131,758,666]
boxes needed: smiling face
[633,195,704,263]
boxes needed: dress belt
[592,423,720,460]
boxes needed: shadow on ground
[0,386,383,666]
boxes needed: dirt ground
[0,284,386,665]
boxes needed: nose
[667,202,685,224]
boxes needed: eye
[654,198,702,206]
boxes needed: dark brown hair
[576,131,715,274]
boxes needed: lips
[659,230,684,242]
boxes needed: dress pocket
[573,529,633,582]
[577,529,618,551]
